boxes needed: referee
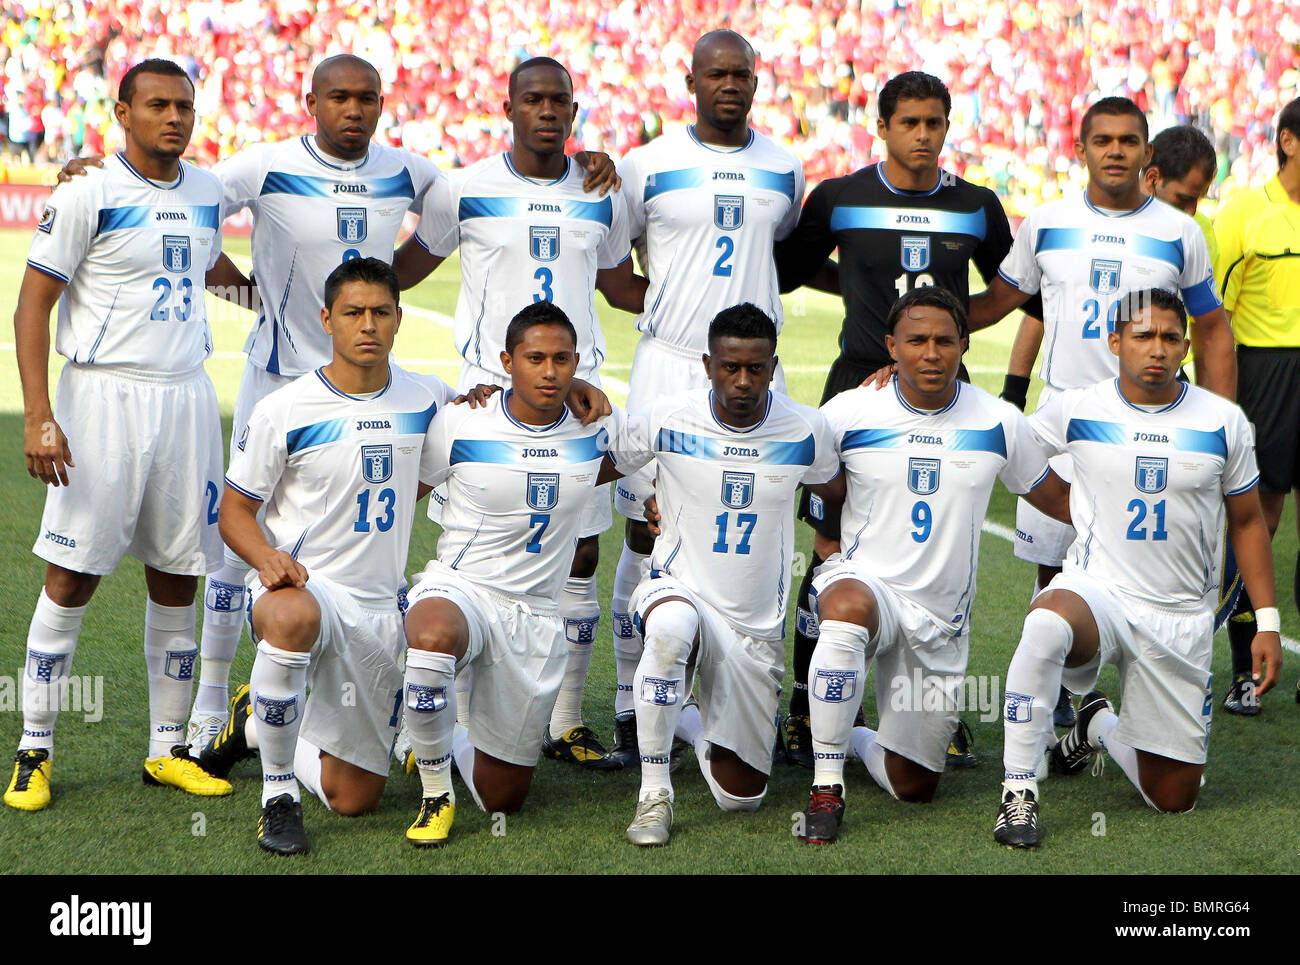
[1213,95,1300,711]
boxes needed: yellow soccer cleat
[143,745,234,796]
[5,749,52,811]
[406,793,454,848]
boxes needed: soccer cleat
[626,788,673,846]
[407,793,455,848]
[993,785,1041,848]
[945,719,978,768]
[186,711,228,757]
[257,793,308,855]
[782,713,813,769]
[542,724,623,771]
[394,721,416,774]
[1222,674,1260,717]
[4,749,52,811]
[198,684,255,779]
[798,784,845,844]
[1050,690,1113,776]
[1053,687,1077,728]
[144,746,234,796]
[606,710,639,769]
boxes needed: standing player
[798,288,1069,844]
[607,30,804,765]
[399,303,621,847]
[599,304,840,844]
[773,71,1034,765]
[6,60,232,810]
[993,289,1282,847]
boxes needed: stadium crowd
[3,0,1299,207]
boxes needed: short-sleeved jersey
[618,126,803,350]
[215,137,444,376]
[27,155,223,374]
[413,153,631,382]
[420,392,618,602]
[608,389,839,640]
[998,193,1221,390]
[1031,379,1259,607]
[1213,176,1300,347]
[226,365,455,607]
[824,380,1052,635]
[774,163,1016,368]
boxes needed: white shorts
[248,574,405,776]
[1046,571,1214,765]
[811,561,969,773]
[34,362,224,577]
[231,363,294,461]
[615,335,788,518]
[406,561,566,767]
[632,578,784,777]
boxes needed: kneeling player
[800,288,1069,843]
[994,289,1282,847]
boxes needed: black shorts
[1236,346,1300,494]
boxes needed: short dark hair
[878,71,951,125]
[508,57,572,99]
[1277,96,1300,170]
[323,257,400,312]
[1113,287,1188,334]
[1145,125,1216,183]
[1080,96,1148,142]
[505,301,578,355]
[118,58,194,106]
[885,286,968,339]
[691,29,756,72]
[707,302,777,353]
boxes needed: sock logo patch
[613,612,635,638]
[640,676,679,706]
[813,668,857,703]
[26,649,68,682]
[165,649,197,681]
[796,607,819,638]
[255,695,299,727]
[406,683,447,713]
[566,617,597,645]
[1003,691,1034,723]
[205,579,244,612]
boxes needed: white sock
[403,648,458,803]
[1002,608,1071,785]
[143,599,197,759]
[1094,709,1161,810]
[250,639,311,805]
[293,738,331,812]
[194,557,248,717]
[852,725,900,799]
[695,741,765,812]
[550,575,599,736]
[808,619,871,788]
[455,665,472,728]
[633,598,697,803]
[451,725,485,811]
[676,700,703,745]
[612,544,648,714]
[19,589,86,759]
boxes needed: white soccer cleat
[626,788,673,846]
[186,712,228,756]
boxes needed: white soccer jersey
[997,193,1221,391]
[226,365,455,606]
[1031,379,1258,607]
[27,155,222,373]
[414,153,631,382]
[618,126,803,350]
[824,380,1052,634]
[420,392,618,601]
[608,389,839,640]
[216,137,444,376]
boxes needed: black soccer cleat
[945,719,978,768]
[1050,690,1113,776]
[782,713,813,769]
[257,793,308,856]
[198,684,255,779]
[1222,673,1260,717]
[993,785,1041,848]
[606,710,639,770]
[1053,687,1077,728]
[798,784,845,844]
[542,725,623,772]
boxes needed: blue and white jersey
[1031,379,1258,608]
[419,392,619,602]
[27,155,222,374]
[618,126,803,351]
[998,192,1221,391]
[608,389,838,640]
[215,137,444,376]
[226,364,455,607]
[824,380,1052,635]
[414,153,631,383]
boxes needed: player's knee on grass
[320,755,386,816]
[1137,752,1202,813]
[815,580,879,636]
[570,535,600,578]
[252,588,321,652]
[405,598,470,659]
[473,751,533,814]
[707,746,767,807]
[625,518,655,555]
[885,750,941,803]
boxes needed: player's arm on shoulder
[774,182,836,293]
[1001,314,1045,409]
[54,154,105,183]
[1224,486,1282,693]
[969,274,1031,332]
[219,486,308,589]
[15,265,73,486]
[573,150,620,196]
[393,233,446,289]
[566,379,612,425]
[1021,469,1070,524]
[205,252,256,307]
[596,255,648,313]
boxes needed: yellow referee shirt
[1213,175,1300,347]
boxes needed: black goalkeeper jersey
[776,163,1022,369]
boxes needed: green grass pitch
[0,227,1296,874]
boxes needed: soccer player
[993,289,1282,848]
[1213,96,1300,712]
[773,70,1034,766]
[393,57,640,769]
[399,302,621,847]
[797,288,1069,844]
[6,59,232,810]
[597,304,840,845]
[607,30,804,766]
